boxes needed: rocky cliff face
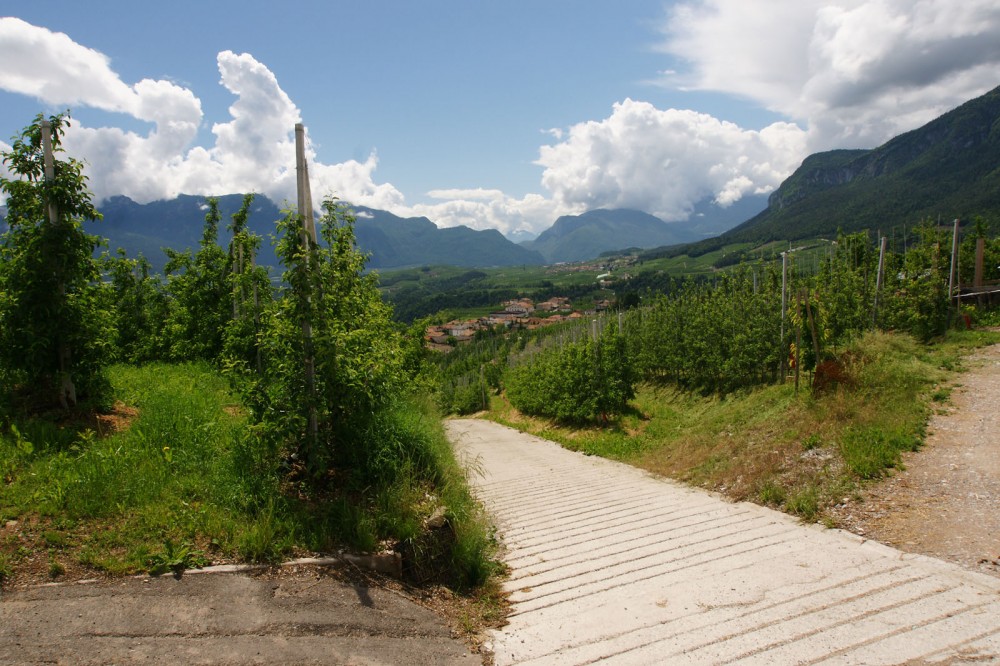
[767,85,1000,215]
[766,150,868,211]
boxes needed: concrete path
[447,419,1000,665]
[0,565,477,665]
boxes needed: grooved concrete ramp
[447,419,1000,665]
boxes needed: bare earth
[831,342,1000,578]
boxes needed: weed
[42,530,69,549]
[146,538,209,576]
[47,554,65,578]
[0,553,10,583]
[802,433,822,450]
[840,425,917,479]
[786,485,820,521]
[757,480,786,506]
[931,387,952,403]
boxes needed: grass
[485,327,1000,523]
[0,363,499,591]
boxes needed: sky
[2,1,999,237]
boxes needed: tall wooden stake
[872,235,887,326]
[295,123,318,444]
[948,218,960,305]
[974,237,985,288]
[780,252,788,379]
[41,120,76,408]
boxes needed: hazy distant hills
[662,83,1000,258]
[352,207,544,269]
[525,209,698,263]
[523,196,767,264]
[7,192,762,271]
[65,195,543,272]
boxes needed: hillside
[525,196,767,264]
[352,207,544,269]
[525,209,698,263]
[645,83,1000,259]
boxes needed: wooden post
[780,252,788,379]
[40,121,59,227]
[803,288,820,366]
[872,235,887,326]
[948,218,960,303]
[794,292,802,394]
[295,123,318,444]
[41,120,76,408]
[975,237,985,288]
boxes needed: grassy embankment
[487,328,1000,523]
[0,363,499,598]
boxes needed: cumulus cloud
[536,99,806,221]
[661,0,1000,149]
[0,19,404,212]
[411,190,561,236]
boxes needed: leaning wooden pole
[295,123,318,445]
[41,120,76,409]
[872,235,887,326]
[948,218,960,305]
[780,252,788,380]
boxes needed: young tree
[162,198,231,361]
[0,112,110,407]
[253,197,404,476]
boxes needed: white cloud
[0,19,404,212]
[410,191,562,236]
[661,0,1000,150]
[536,99,806,221]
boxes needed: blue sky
[2,1,999,235]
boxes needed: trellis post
[41,120,77,408]
[295,123,318,443]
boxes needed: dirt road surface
[448,418,1000,665]
[0,564,478,665]
[832,343,1000,577]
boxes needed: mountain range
[657,83,1000,258]
[5,84,999,268]
[66,195,544,272]
[523,196,768,263]
[2,193,758,271]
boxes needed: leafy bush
[505,325,635,422]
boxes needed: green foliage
[879,222,952,341]
[221,193,273,374]
[250,197,405,475]
[101,250,171,363]
[505,324,635,423]
[625,264,783,393]
[0,112,111,407]
[162,198,233,361]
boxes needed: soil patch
[830,342,1000,577]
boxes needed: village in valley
[423,295,613,351]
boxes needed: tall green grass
[1,363,498,588]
